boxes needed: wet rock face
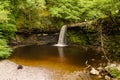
[12,34,58,45]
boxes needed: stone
[116,65,120,71]
[43,34,48,36]
[105,75,111,80]
[110,63,117,67]
[98,75,102,79]
[90,68,99,75]
[97,66,103,71]
[17,65,23,69]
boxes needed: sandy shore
[0,60,92,80]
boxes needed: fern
[0,39,12,59]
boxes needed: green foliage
[106,66,120,78]
[105,36,120,56]
[0,1,10,23]
[93,0,120,16]
[0,0,16,39]
[48,0,83,22]
[67,32,81,44]
[12,0,50,30]
[0,0,119,58]
[0,0,16,58]
[67,31,87,45]
[48,0,120,22]
[67,30,98,45]
[0,32,3,38]
[0,39,12,58]
[9,0,120,30]
[0,23,16,39]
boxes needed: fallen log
[67,21,93,28]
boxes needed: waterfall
[58,25,67,45]
[54,25,67,47]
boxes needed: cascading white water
[58,25,67,45]
[54,25,67,47]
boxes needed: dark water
[9,45,106,71]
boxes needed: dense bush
[105,36,120,57]
[48,0,120,22]
[0,0,16,58]
[67,31,87,45]
[0,0,16,39]
[0,39,12,58]
[12,0,49,30]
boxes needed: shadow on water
[9,45,106,71]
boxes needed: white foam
[53,44,67,47]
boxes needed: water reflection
[58,47,65,62]
[9,45,107,71]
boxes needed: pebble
[90,68,99,75]
[105,75,111,80]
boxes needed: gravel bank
[0,60,53,80]
[0,60,92,80]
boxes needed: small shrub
[108,67,120,78]
[0,39,12,58]
[105,65,120,78]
